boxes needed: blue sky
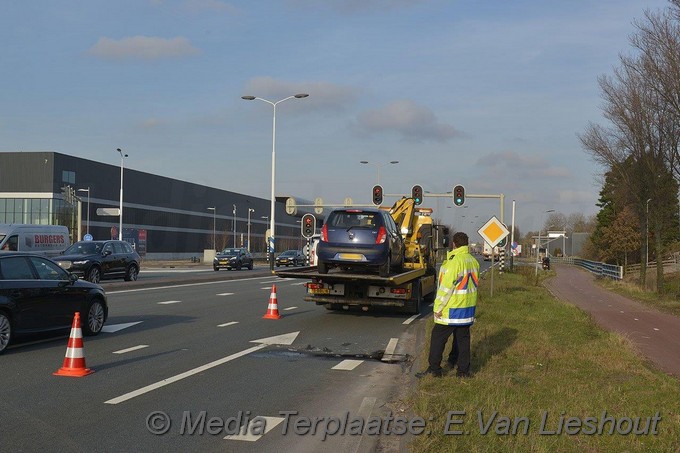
[0,0,671,237]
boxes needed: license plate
[338,253,363,261]
[309,288,330,295]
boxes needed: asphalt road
[1,267,424,452]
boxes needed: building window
[62,170,75,184]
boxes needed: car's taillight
[376,226,387,244]
[321,224,328,242]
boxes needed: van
[0,224,71,257]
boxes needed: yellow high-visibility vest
[433,245,480,326]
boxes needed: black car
[213,248,254,271]
[317,208,405,277]
[276,250,305,267]
[56,240,141,283]
[0,253,108,354]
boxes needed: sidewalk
[544,264,680,378]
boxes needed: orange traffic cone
[54,312,94,377]
[263,284,282,320]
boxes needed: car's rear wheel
[379,254,391,278]
[213,266,219,271]
[318,261,329,274]
[248,261,253,270]
[83,300,105,336]
[124,264,139,281]
[0,312,12,354]
[87,266,101,284]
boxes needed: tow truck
[276,197,448,314]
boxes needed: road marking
[283,306,297,311]
[113,345,149,354]
[344,397,377,453]
[158,300,181,305]
[102,321,143,333]
[653,328,660,331]
[218,322,239,327]
[217,292,235,296]
[381,338,399,362]
[261,287,274,290]
[634,318,639,321]
[224,416,284,442]
[290,282,306,286]
[332,359,363,371]
[620,311,625,314]
[403,314,419,325]
[261,280,279,284]
[105,332,300,405]
[107,275,275,295]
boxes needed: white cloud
[87,36,201,60]
[353,100,462,142]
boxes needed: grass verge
[598,273,680,318]
[409,267,680,452]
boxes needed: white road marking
[332,359,363,371]
[634,318,639,321]
[158,300,181,305]
[402,314,419,325]
[344,397,377,453]
[381,338,399,362]
[113,345,149,354]
[283,306,297,311]
[105,332,300,405]
[261,287,274,290]
[218,322,239,327]
[107,275,274,295]
[620,311,625,314]
[653,328,660,331]
[102,321,142,333]
[261,280,279,284]
[217,292,235,296]
[290,282,306,286]
[224,416,284,442]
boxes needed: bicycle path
[544,264,680,378]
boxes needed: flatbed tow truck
[276,197,447,314]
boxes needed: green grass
[410,268,680,452]
[598,273,680,318]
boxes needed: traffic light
[411,185,423,205]
[453,184,465,206]
[372,185,383,206]
[301,213,316,238]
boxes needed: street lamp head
[249,208,255,213]
[207,207,215,211]
[360,161,369,164]
[389,160,399,164]
[77,188,89,193]
[241,95,256,100]
[294,93,309,98]
[546,209,555,213]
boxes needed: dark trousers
[428,323,471,373]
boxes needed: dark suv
[316,208,404,277]
[56,240,141,283]
[276,250,305,267]
[213,248,253,271]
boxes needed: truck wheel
[379,254,391,278]
[403,282,422,315]
[318,261,329,274]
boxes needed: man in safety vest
[416,232,480,378]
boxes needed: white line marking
[403,314,419,325]
[290,282,306,286]
[283,306,297,311]
[158,300,181,305]
[261,287,274,290]
[113,345,149,354]
[332,359,363,371]
[381,338,399,362]
[105,344,268,404]
[261,280,279,284]
[653,328,660,331]
[217,292,235,296]
[107,275,275,295]
[102,321,143,333]
[218,322,239,327]
[344,397,377,453]
[634,318,639,321]
[224,416,284,441]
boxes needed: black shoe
[456,371,471,378]
[446,360,457,368]
[415,369,443,378]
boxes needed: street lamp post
[536,209,555,277]
[247,208,255,251]
[241,93,309,271]
[232,204,237,247]
[359,160,399,185]
[77,188,90,235]
[646,198,652,265]
[116,148,128,240]
[207,207,216,250]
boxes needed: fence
[551,257,624,280]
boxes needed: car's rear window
[328,212,380,228]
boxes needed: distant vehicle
[276,250,305,267]
[482,242,499,261]
[0,253,108,354]
[56,240,141,283]
[213,248,253,271]
[317,208,405,277]
[0,224,70,257]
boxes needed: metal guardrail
[551,257,623,280]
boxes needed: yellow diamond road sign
[478,216,510,248]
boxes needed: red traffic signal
[301,214,316,238]
[372,185,384,206]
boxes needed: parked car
[276,250,305,267]
[213,248,253,271]
[316,208,405,277]
[56,240,141,283]
[0,253,108,354]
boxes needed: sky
[0,0,672,238]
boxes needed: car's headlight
[213,257,218,261]
[56,261,70,268]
